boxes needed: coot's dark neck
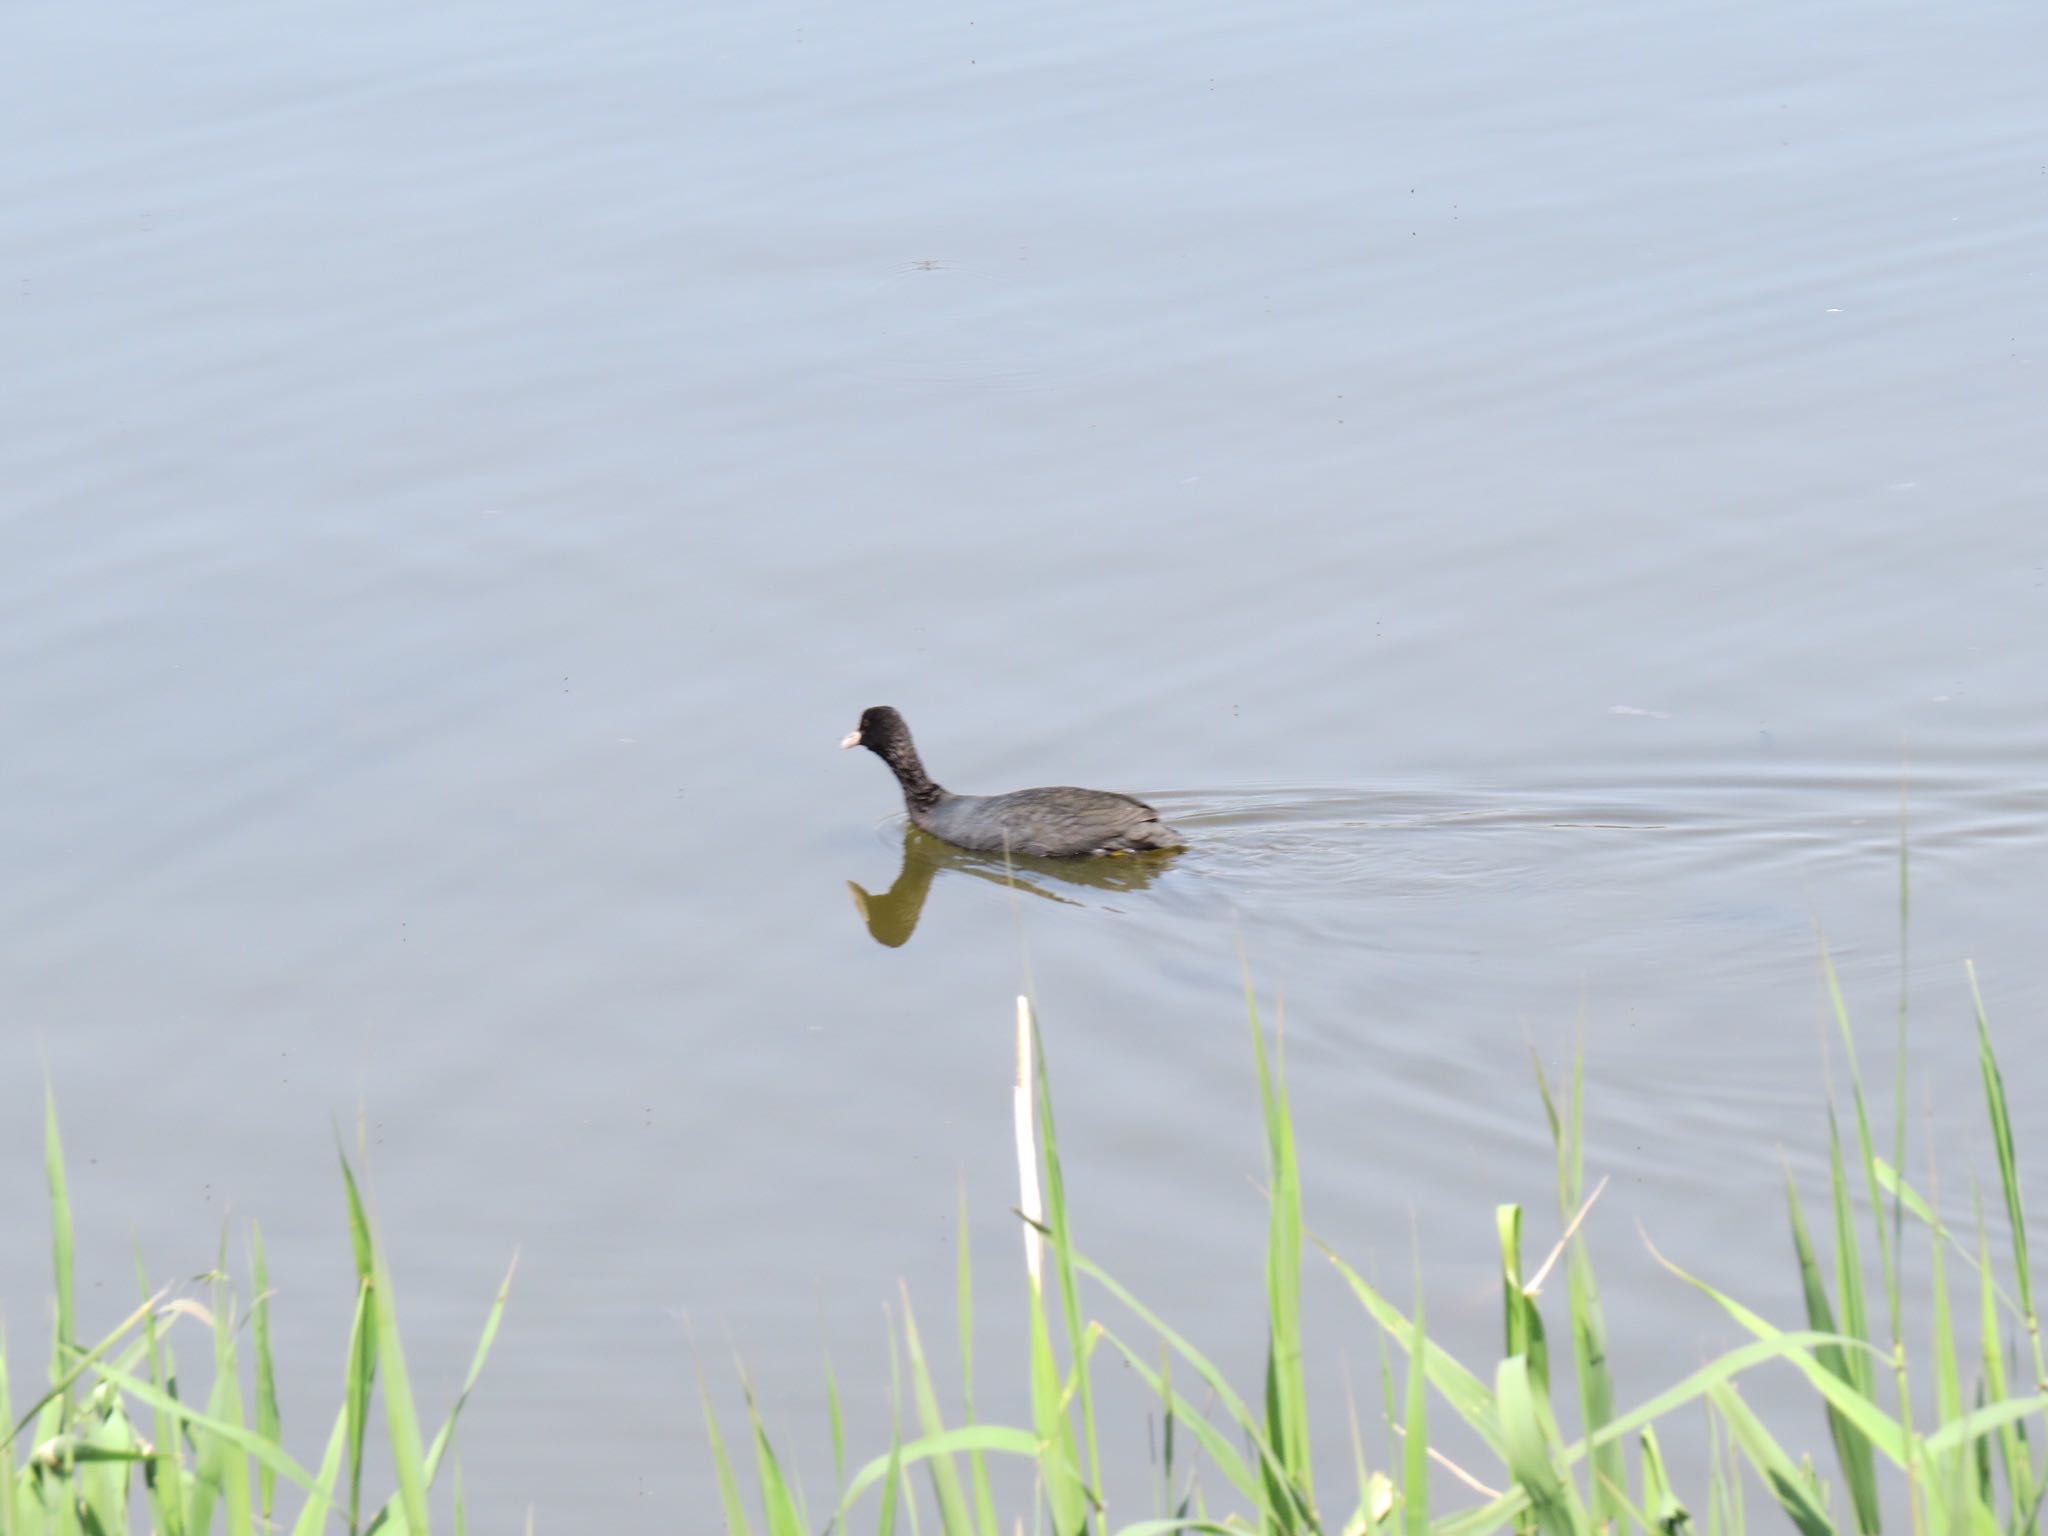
[877,738,946,813]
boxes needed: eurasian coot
[840,705,1186,857]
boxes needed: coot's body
[918,784,1181,857]
[841,706,1185,857]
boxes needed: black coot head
[840,705,910,756]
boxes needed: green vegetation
[2,1094,511,1536]
[710,959,2046,1536]
[5,905,2032,1536]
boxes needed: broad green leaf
[1496,1356,1590,1536]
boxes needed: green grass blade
[1975,1206,2034,1516]
[1819,940,1899,1324]
[1891,794,1912,1338]
[1530,1050,1570,1214]
[1341,1359,1371,1531]
[339,1156,379,1533]
[1013,997,1088,1535]
[360,1253,519,1536]
[208,1270,255,1536]
[1722,1400,1746,1536]
[44,1088,76,1412]
[1642,1243,1905,1466]
[1704,1404,1724,1536]
[885,1311,913,1536]
[1920,1393,2048,1459]
[83,1357,321,1497]
[1969,966,2036,1334]
[898,1288,977,1533]
[1874,1158,1945,1233]
[1711,1385,1836,1536]
[1637,1425,1689,1535]
[1030,1007,1104,1528]
[1565,1231,1620,1531]
[8,1298,167,1451]
[956,1186,999,1536]
[418,1255,516,1486]
[1496,1355,1591,1536]
[1434,1487,1537,1536]
[1161,1342,1178,1518]
[134,1258,187,1536]
[1403,1259,1428,1536]
[1028,1286,1091,1536]
[1823,1107,1877,1401]
[1318,1244,1504,1454]
[250,1224,281,1528]
[69,1397,143,1533]
[836,1427,1047,1522]
[739,1374,807,1536]
[1092,1330,1261,1507]
[697,1361,755,1536]
[1069,1253,1309,1523]
[1533,1043,1622,1533]
[825,1344,848,1494]
[285,1403,350,1536]
[1786,1164,1881,1531]
[1822,935,1922,1536]
[1929,1196,1965,1514]
[1497,1205,1547,1394]
[1565,1330,1884,1469]
[358,1175,431,1536]
[1248,991,1313,1511]
[876,1420,902,1536]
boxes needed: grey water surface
[5,0,2046,1525]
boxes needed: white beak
[840,730,862,749]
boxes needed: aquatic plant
[708,958,2046,1536]
[1,1095,511,1536]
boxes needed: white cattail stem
[1012,995,1044,1292]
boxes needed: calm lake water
[5,0,2045,1524]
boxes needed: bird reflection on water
[846,825,1180,948]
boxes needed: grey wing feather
[920,786,1187,857]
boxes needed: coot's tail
[1107,817,1187,854]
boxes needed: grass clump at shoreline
[710,959,2045,1536]
[2,1099,511,1536]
